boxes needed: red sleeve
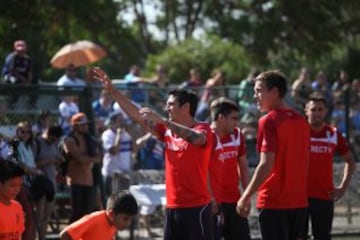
[194,123,213,148]
[239,129,247,156]
[336,130,350,155]
[155,123,167,141]
[258,116,277,153]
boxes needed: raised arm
[91,67,144,125]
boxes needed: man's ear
[182,102,191,113]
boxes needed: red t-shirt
[65,211,116,240]
[209,132,224,203]
[218,128,247,203]
[0,200,24,240]
[156,122,213,208]
[256,108,310,209]
[308,125,349,200]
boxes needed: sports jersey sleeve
[66,214,97,239]
[194,123,213,148]
[239,130,247,156]
[336,130,350,155]
[155,123,167,141]
[257,116,277,153]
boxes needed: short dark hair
[255,70,288,98]
[0,160,25,183]
[308,92,327,106]
[168,89,198,117]
[106,191,138,215]
[210,97,239,121]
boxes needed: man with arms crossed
[92,67,214,240]
[236,70,310,240]
[300,94,356,240]
[209,97,251,240]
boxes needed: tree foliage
[0,0,360,83]
[145,35,250,84]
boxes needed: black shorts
[221,202,251,240]
[300,198,334,240]
[164,203,213,240]
[259,208,307,240]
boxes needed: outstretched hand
[90,67,114,92]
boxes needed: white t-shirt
[56,75,86,87]
[101,128,133,177]
[58,101,79,134]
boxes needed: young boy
[60,191,138,240]
[0,160,26,239]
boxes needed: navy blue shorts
[221,202,251,240]
[164,203,213,240]
[300,198,334,240]
[259,208,307,240]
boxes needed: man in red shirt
[300,94,356,240]
[209,97,251,240]
[236,70,310,240]
[92,67,214,240]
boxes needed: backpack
[58,133,79,177]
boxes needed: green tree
[145,35,250,84]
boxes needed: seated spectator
[58,96,79,136]
[178,67,203,97]
[2,40,32,85]
[123,65,149,105]
[1,40,33,108]
[56,64,86,87]
[148,65,169,113]
[179,67,203,89]
[196,69,226,121]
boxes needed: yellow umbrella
[50,40,107,69]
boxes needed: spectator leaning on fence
[299,94,356,240]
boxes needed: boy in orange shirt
[60,191,138,240]
[0,160,26,240]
